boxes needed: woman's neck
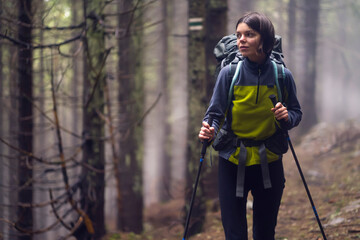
[248,53,266,65]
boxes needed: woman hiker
[198,12,302,240]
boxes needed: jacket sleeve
[281,68,302,130]
[203,65,232,133]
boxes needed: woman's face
[236,22,264,63]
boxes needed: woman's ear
[257,41,264,54]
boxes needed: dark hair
[236,12,275,54]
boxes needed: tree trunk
[227,0,255,34]
[71,0,82,144]
[185,0,207,236]
[75,0,107,238]
[142,0,168,207]
[32,1,50,239]
[184,1,228,236]
[17,0,33,239]
[116,0,143,233]
[337,4,350,117]
[0,0,4,235]
[167,0,189,201]
[287,0,297,73]
[202,0,227,200]
[299,0,320,132]
[8,32,19,240]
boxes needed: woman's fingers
[276,109,288,122]
[272,103,289,122]
[199,121,215,141]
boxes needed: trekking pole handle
[269,94,278,108]
[269,94,287,125]
[200,118,213,158]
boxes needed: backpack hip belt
[235,138,272,198]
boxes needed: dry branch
[49,49,94,234]
[0,31,83,49]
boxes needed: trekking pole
[182,118,213,240]
[269,95,327,240]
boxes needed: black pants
[218,157,285,240]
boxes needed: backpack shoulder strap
[212,60,242,141]
[228,60,242,108]
[278,63,285,103]
[271,60,285,103]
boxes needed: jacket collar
[243,55,271,72]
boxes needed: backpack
[211,34,288,154]
[213,34,286,103]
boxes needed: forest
[0,0,359,239]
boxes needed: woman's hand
[198,121,215,142]
[271,102,289,122]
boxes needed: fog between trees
[0,0,359,239]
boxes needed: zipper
[255,68,261,104]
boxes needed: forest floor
[105,121,360,240]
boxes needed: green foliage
[208,0,227,10]
[108,233,122,240]
[42,0,72,27]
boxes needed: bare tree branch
[84,47,113,109]
[49,189,72,230]
[137,92,162,126]
[0,31,84,49]
[0,136,45,163]
[0,16,85,30]
[49,49,94,234]
[104,0,157,17]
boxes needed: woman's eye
[236,32,254,39]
